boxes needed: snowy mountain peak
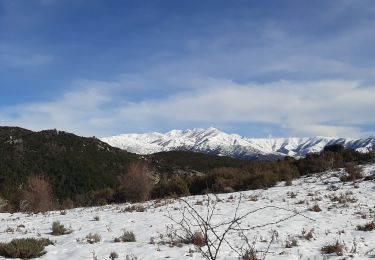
[101,128,375,160]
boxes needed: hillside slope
[0,127,138,201]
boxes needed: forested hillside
[0,127,138,209]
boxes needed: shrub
[357,221,375,231]
[309,203,322,212]
[302,229,314,241]
[60,198,74,210]
[329,193,357,204]
[123,204,145,212]
[114,230,136,242]
[191,231,206,247]
[0,197,7,212]
[77,187,115,207]
[21,175,55,213]
[321,241,344,256]
[86,233,101,244]
[0,238,53,259]
[125,254,138,260]
[51,221,71,235]
[109,251,119,260]
[341,163,362,182]
[285,237,298,248]
[116,162,153,202]
[242,248,258,260]
[152,176,190,198]
[285,179,293,186]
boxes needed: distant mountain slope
[101,128,375,160]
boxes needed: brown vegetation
[340,163,363,182]
[117,162,153,202]
[357,221,375,231]
[51,221,71,235]
[309,203,322,212]
[321,241,344,256]
[114,230,136,242]
[21,175,54,213]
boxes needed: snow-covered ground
[1,164,375,260]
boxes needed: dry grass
[309,203,322,212]
[285,237,298,248]
[123,204,145,212]
[109,251,119,260]
[357,221,375,231]
[242,248,258,260]
[86,233,101,244]
[191,231,206,247]
[22,175,54,213]
[114,230,136,242]
[302,229,314,241]
[51,221,71,236]
[117,162,153,202]
[341,164,363,182]
[321,241,344,256]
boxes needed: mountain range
[101,127,375,160]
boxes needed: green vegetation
[150,144,374,198]
[0,238,53,259]
[0,127,137,211]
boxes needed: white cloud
[0,78,374,138]
[0,86,114,136]
[116,79,375,137]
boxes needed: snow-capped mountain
[101,128,375,160]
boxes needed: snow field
[0,164,375,259]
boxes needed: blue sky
[0,0,374,138]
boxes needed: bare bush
[191,231,206,247]
[242,248,258,260]
[285,236,298,248]
[86,233,101,244]
[341,164,362,182]
[125,254,138,260]
[21,175,54,213]
[51,221,71,235]
[114,230,136,242]
[117,162,153,202]
[357,221,375,231]
[301,228,314,241]
[309,203,322,212]
[167,194,315,260]
[109,251,119,260]
[321,241,344,256]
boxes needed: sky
[0,0,374,138]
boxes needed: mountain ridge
[101,128,375,160]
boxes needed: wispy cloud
[0,45,54,67]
